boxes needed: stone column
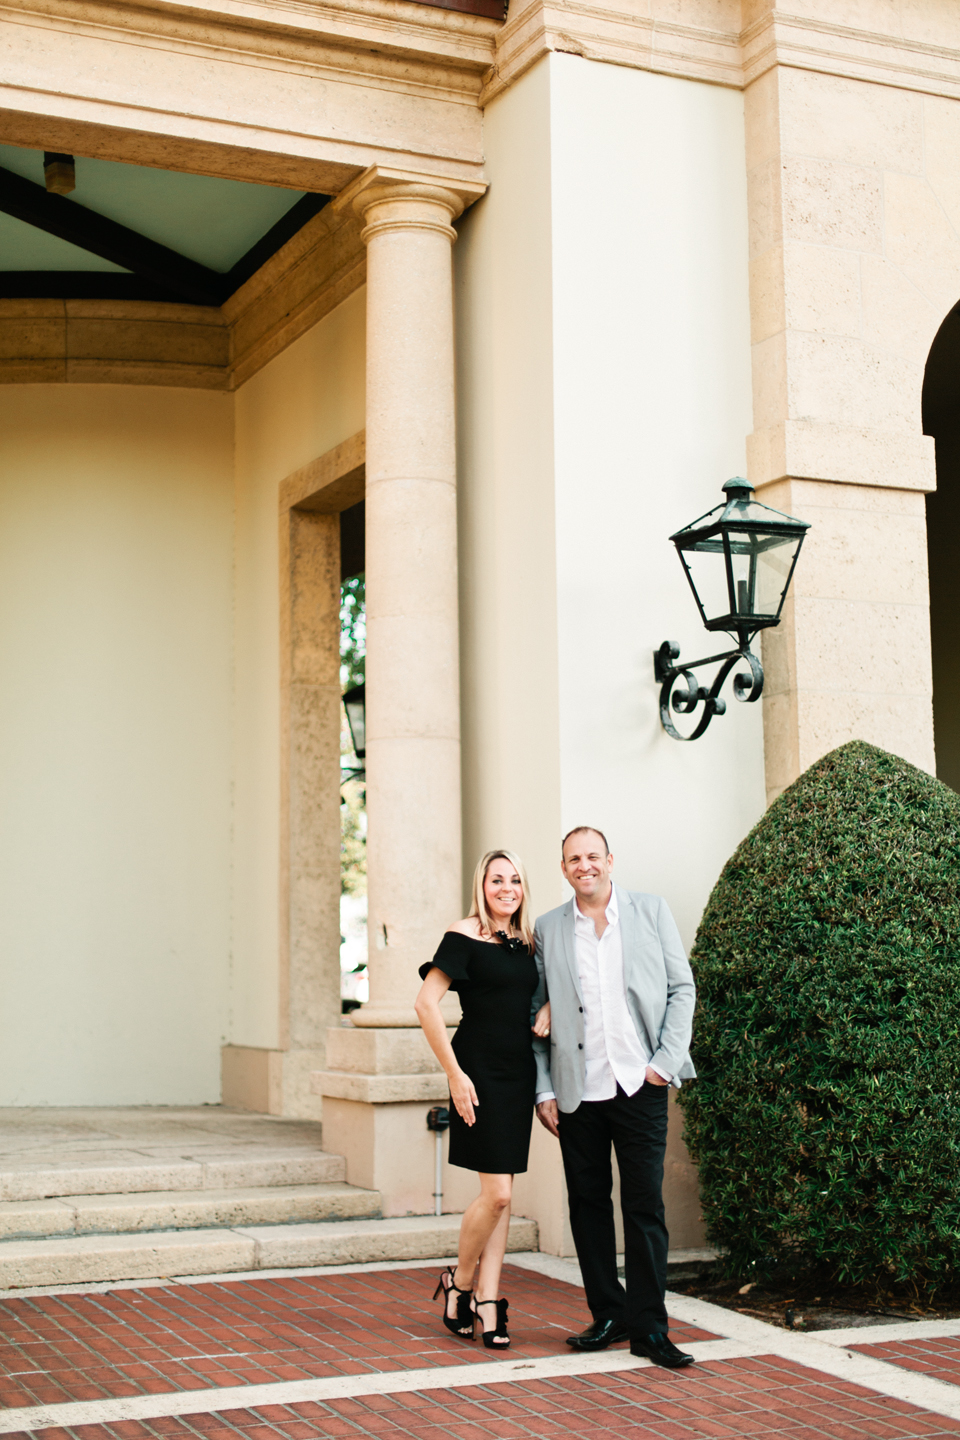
[343,166,484,1027]
[315,168,485,1212]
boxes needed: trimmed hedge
[677,741,960,1291]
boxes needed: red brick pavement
[0,1266,715,1410]
[5,1354,960,1440]
[851,1334,960,1390]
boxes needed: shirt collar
[573,882,618,927]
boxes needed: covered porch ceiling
[0,145,330,306]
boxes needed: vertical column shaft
[342,172,481,1025]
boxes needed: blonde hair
[469,849,535,950]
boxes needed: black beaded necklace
[495,930,528,954]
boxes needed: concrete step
[0,1213,538,1289]
[0,1149,346,1201]
[0,1182,381,1240]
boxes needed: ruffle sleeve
[418,931,472,991]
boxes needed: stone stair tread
[0,1150,346,1201]
[0,1214,539,1288]
[235,1213,537,1267]
[0,1182,380,1239]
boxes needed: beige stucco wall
[0,292,365,1107]
[0,385,234,1104]
[231,289,366,1052]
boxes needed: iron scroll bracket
[654,640,763,741]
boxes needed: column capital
[333,165,487,244]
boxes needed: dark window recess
[340,501,365,583]
[924,301,960,792]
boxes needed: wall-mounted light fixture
[43,152,75,195]
[654,479,809,740]
[342,683,366,782]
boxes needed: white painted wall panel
[549,54,765,947]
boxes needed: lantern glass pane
[754,532,802,619]
[343,688,365,758]
[680,538,730,627]
[728,541,757,618]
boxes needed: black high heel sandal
[432,1266,475,1338]
[473,1297,510,1348]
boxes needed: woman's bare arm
[414,963,480,1126]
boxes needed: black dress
[419,931,539,1174]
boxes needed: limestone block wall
[745,66,954,799]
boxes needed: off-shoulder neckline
[443,929,501,947]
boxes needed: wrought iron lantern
[654,479,810,740]
[342,682,366,782]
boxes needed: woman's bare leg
[448,1173,512,1318]
[475,1198,511,1303]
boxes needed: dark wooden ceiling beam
[225,193,330,293]
[0,272,184,301]
[0,166,225,305]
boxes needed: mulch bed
[671,1268,960,1333]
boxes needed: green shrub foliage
[678,741,960,1291]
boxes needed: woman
[415,849,550,1349]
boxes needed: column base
[312,1025,475,1215]
[221,1045,326,1120]
[350,1006,421,1027]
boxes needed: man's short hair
[561,826,610,858]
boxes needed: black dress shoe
[630,1332,694,1368]
[565,1318,629,1350]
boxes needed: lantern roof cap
[670,479,811,546]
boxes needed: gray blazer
[532,884,696,1113]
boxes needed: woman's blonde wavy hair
[469,849,534,950]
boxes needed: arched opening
[923,303,960,792]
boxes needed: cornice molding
[0,0,499,76]
[0,298,229,388]
[485,2,960,105]
[742,10,960,102]
[226,201,366,389]
[0,0,491,192]
[483,0,741,104]
[0,201,368,391]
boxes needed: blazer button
[578,1043,583,1050]
[579,1006,583,1013]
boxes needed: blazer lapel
[560,899,582,1002]
[616,883,637,970]
[616,885,656,1052]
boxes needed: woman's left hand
[532,1001,551,1038]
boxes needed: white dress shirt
[537,885,670,1105]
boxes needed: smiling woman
[414,849,544,1350]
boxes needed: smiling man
[532,826,697,1368]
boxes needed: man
[533,826,696,1368]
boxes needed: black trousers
[558,1083,669,1336]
